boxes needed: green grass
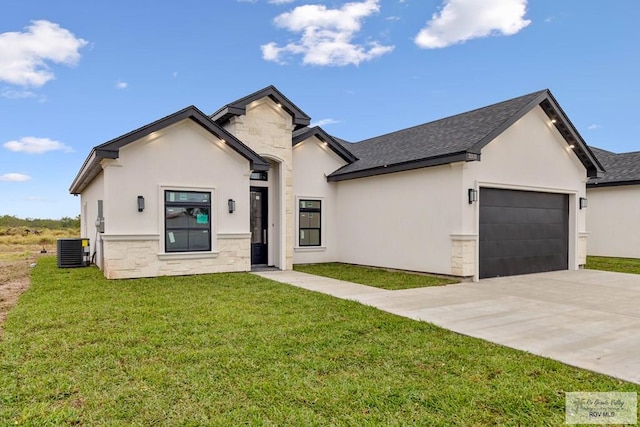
[294,262,458,290]
[586,255,640,274]
[1,257,637,425]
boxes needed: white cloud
[1,88,37,99]
[588,124,602,130]
[311,118,341,127]
[261,0,394,66]
[0,173,31,182]
[415,0,531,49]
[269,0,295,4]
[116,80,128,89]
[0,20,88,87]
[3,137,73,154]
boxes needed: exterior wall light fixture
[228,199,236,213]
[137,196,145,212]
[579,197,588,209]
[468,188,478,204]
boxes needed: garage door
[479,188,569,279]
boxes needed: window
[165,191,211,252]
[299,200,321,246]
[250,171,268,181]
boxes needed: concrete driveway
[255,269,640,384]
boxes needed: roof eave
[587,179,640,188]
[327,152,474,182]
[69,149,119,194]
[293,127,358,163]
[70,106,269,194]
[539,94,605,178]
[469,90,605,178]
[210,105,246,125]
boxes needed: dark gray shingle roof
[327,89,603,181]
[328,90,546,179]
[588,147,640,187]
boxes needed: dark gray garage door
[479,188,568,279]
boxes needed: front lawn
[586,255,640,274]
[0,257,636,425]
[294,262,458,290]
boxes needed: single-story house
[70,85,603,280]
[586,147,640,258]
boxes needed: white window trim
[294,195,326,252]
[158,184,218,256]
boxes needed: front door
[250,187,268,265]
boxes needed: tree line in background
[0,215,80,230]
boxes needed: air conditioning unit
[57,238,90,268]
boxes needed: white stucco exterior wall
[96,120,253,278]
[106,121,249,236]
[79,171,105,268]
[336,164,462,275]
[292,136,347,264]
[466,108,587,195]
[464,106,589,276]
[587,185,640,258]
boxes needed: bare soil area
[0,261,31,327]
[0,249,48,334]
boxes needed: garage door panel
[526,207,564,223]
[479,188,568,279]
[480,189,564,209]
[481,238,565,259]
[481,255,566,277]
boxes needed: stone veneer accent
[102,234,251,279]
[223,98,295,270]
[450,234,477,277]
[578,232,589,266]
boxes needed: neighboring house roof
[211,85,311,130]
[588,147,640,187]
[292,126,358,163]
[69,106,269,194]
[327,89,604,182]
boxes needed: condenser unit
[57,238,90,268]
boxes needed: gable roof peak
[292,125,358,163]
[211,85,311,130]
[69,105,269,194]
[327,88,603,181]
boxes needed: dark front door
[479,188,569,279]
[250,187,268,265]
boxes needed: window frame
[164,189,212,253]
[298,199,322,247]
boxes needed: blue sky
[1,0,639,219]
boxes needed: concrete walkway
[254,269,640,384]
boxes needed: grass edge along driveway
[294,262,458,290]
[0,257,637,425]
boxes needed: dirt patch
[0,257,35,335]
[0,228,76,336]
